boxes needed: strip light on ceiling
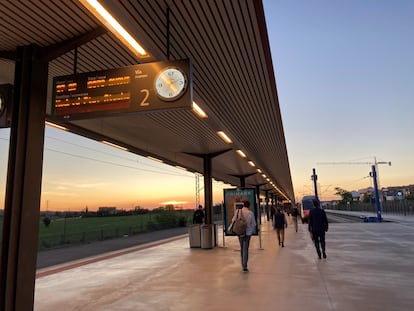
[45,121,68,131]
[80,0,148,57]
[175,165,187,171]
[147,156,163,163]
[192,102,208,118]
[217,131,232,144]
[236,149,247,158]
[101,140,128,151]
[248,161,255,167]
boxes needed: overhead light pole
[312,168,319,202]
[370,165,382,222]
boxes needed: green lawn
[0,211,193,250]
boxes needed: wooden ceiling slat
[19,1,73,43]
[208,2,263,137]
[146,110,224,149]
[121,0,167,59]
[0,3,39,49]
[0,0,294,199]
[239,1,291,183]
[170,1,266,166]
[169,2,245,116]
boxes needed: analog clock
[154,67,187,101]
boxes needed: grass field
[1,210,193,250]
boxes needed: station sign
[51,59,192,120]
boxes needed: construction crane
[317,157,391,168]
[316,157,391,222]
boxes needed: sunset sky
[1,0,413,210]
[0,126,232,211]
[265,0,414,201]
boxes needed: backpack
[231,209,247,235]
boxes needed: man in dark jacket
[273,208,287,247]
[193,205,205,224]
[308,199,329,259]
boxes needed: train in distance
[299,195,317,223]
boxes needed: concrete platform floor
[34,216,414,311]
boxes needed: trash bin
[201,224,213,249]
[189,224,201,248]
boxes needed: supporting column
[186,149,231,249]
[256,185,261,222]
[203,154,213,225]
[230,173,256,188]
[254,184,265,249]
[312,168,319,201]
[0,45,48,310]
[372,165,382,222]
[254,184,266,225]
[265,190,270,221]
[186,149,231,225]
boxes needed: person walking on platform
[308,199,329,259]
[232,200,256,273]
[193,205,205,224]
[291,205,299,232]
[273,208,287,247]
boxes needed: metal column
[265,190,270,221]
[254,184,265,224]
[185,149,230,225]
[203,154,213,225]
[312,168,319,201]
[371,165,383,222]
[0,45,48,310]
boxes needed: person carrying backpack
[232,200,256,272]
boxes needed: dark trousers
[238,235,251,269]
[312,231,326,256]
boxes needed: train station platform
[34,214,414,311]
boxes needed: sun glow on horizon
[160,200,189,205]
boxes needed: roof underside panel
[0,0,294,200]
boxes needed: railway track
[325,212,363,223]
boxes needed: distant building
[357,187,374,202]
[98,207,117,216]
[351,191,360,201]
[357,184,414,202]
[382,187,407,201]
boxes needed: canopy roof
[0,0,294,200]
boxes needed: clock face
[154,67,187,101]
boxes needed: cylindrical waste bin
[201,224,213,249]
[189,224,201,248]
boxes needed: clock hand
[160,75,178,92]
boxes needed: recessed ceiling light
[80,0,148,57]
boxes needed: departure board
[51,59,192,120]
